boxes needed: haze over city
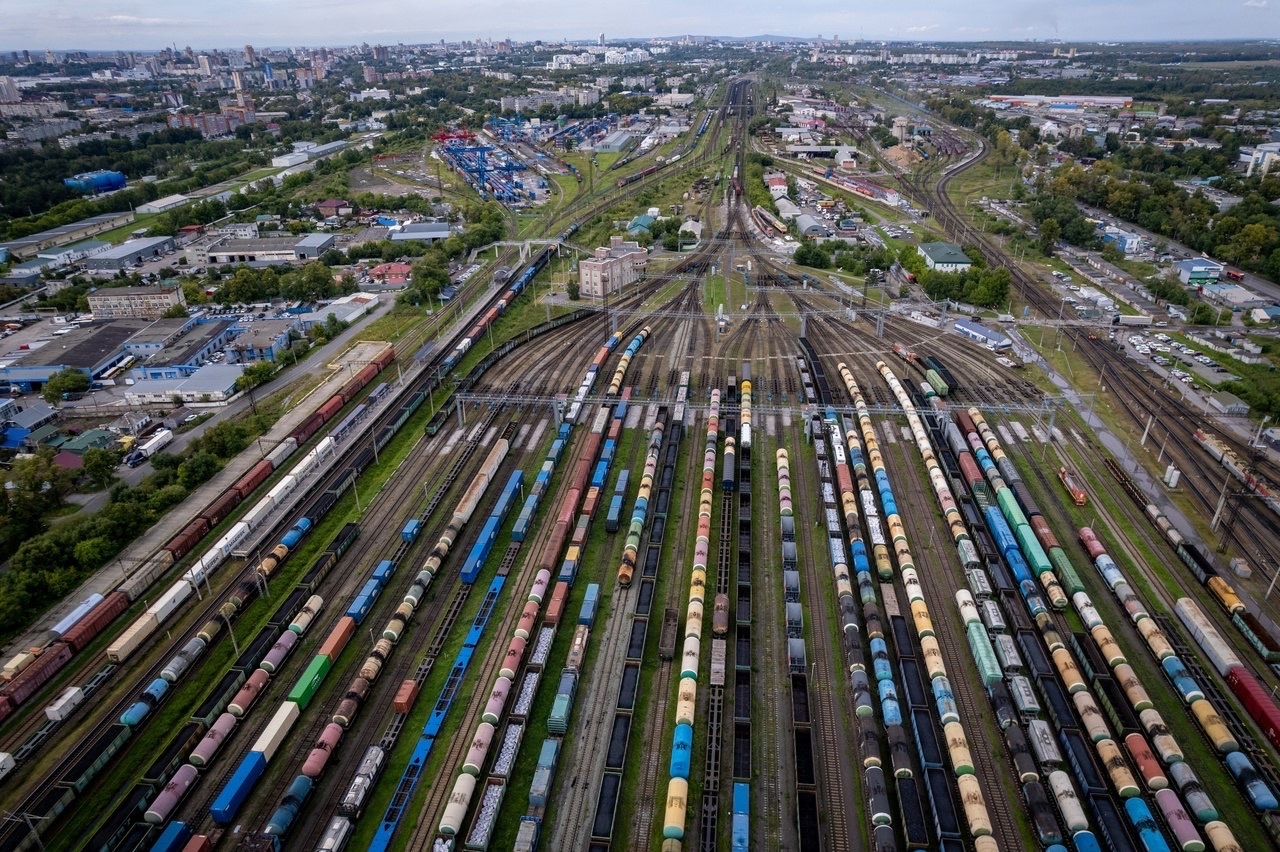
[3,0,1278,50]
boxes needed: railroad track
[629,411,704,846]
[894,428,1022,852]
[547,583,632,851]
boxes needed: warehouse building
[206,236,310,266]
[1208,391,1249,416]
[0,318,151,391]
[953,317,1011,350]
[0,212,135,261]
[88,284,186,319]
[296,293,380,330]
[918,242,973,273]
[1175,258,1223,285]
[388,221,450,244]
[84,236,176,272]
[294,233,336,260]
[124,364,245,405]
[137,194,190,214]
[795,214,828,238]
[131,320,238,380]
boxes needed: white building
[578,236,648,299]
[917,242,972,273]
[137,194,189,214]
[1239,142,1280,177]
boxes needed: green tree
[236,360,277,392]
[178,452,221,490]
[793,243,830,269]
[73,536,116,569]
[81,447,120,490]
[162,303,190,319]
[1038,218,1062,257]
[42,367,90,403]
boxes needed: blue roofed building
[953,317,1011,350]
[1175,258,1223,285]
[626,214,655,238]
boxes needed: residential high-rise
[0,77,21,104]
[244,44,257,66]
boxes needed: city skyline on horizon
[2,1,1278,53]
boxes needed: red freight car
[393,679,420,714]
[373,347,395,369]
[291,411,325,444]
[232,459,275,500]
[166,518,212,561]
[317,395,345,423]
[62,591,130,652]
[1227,666,1280,753]
[2,642,73,706]
[200,490,242,527]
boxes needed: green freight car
[924,368,949,397]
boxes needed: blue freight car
[372,559,396,584]
[580,584,600,626]
[402,519,422,542]
[606,495,624,533]
[212,751,267,824]
[150,821,192,852]
[731,782,750,852]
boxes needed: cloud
[1244,0,1267,7]
[104,15,187,25]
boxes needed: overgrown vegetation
[0,413,276,640]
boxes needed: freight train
[0,351,391,731]
[661,387,719,843]
[434,401,622,848]
[1109,437,1280,674]
[438,223,579,374]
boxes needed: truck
[1112,314,1153,327]
[127,428,174,467]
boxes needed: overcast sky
[2,1,1277,52]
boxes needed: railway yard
[3,78,1280,852]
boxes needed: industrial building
[63,170,127,194]
[84,237,177,273]
[227,319,298,363]
[130,320,238,380]
[795,214,828,238]
[294,233,336,260]
[124,364,245,405]
[578,236,648,299]
[0,212,135,261]
[1175,258,1224,285]
[1208,391,1250,416]
[388,222,450,244]
[137,194,190,214]
[296,293,380,330]
[953,317,1011,350]
[918,242,973,272]
[205,236,311,266]
[87,283,186,319]
[0,318,150,391]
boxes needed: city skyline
[2,0,1278,52]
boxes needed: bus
[1225,268,1245,283]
